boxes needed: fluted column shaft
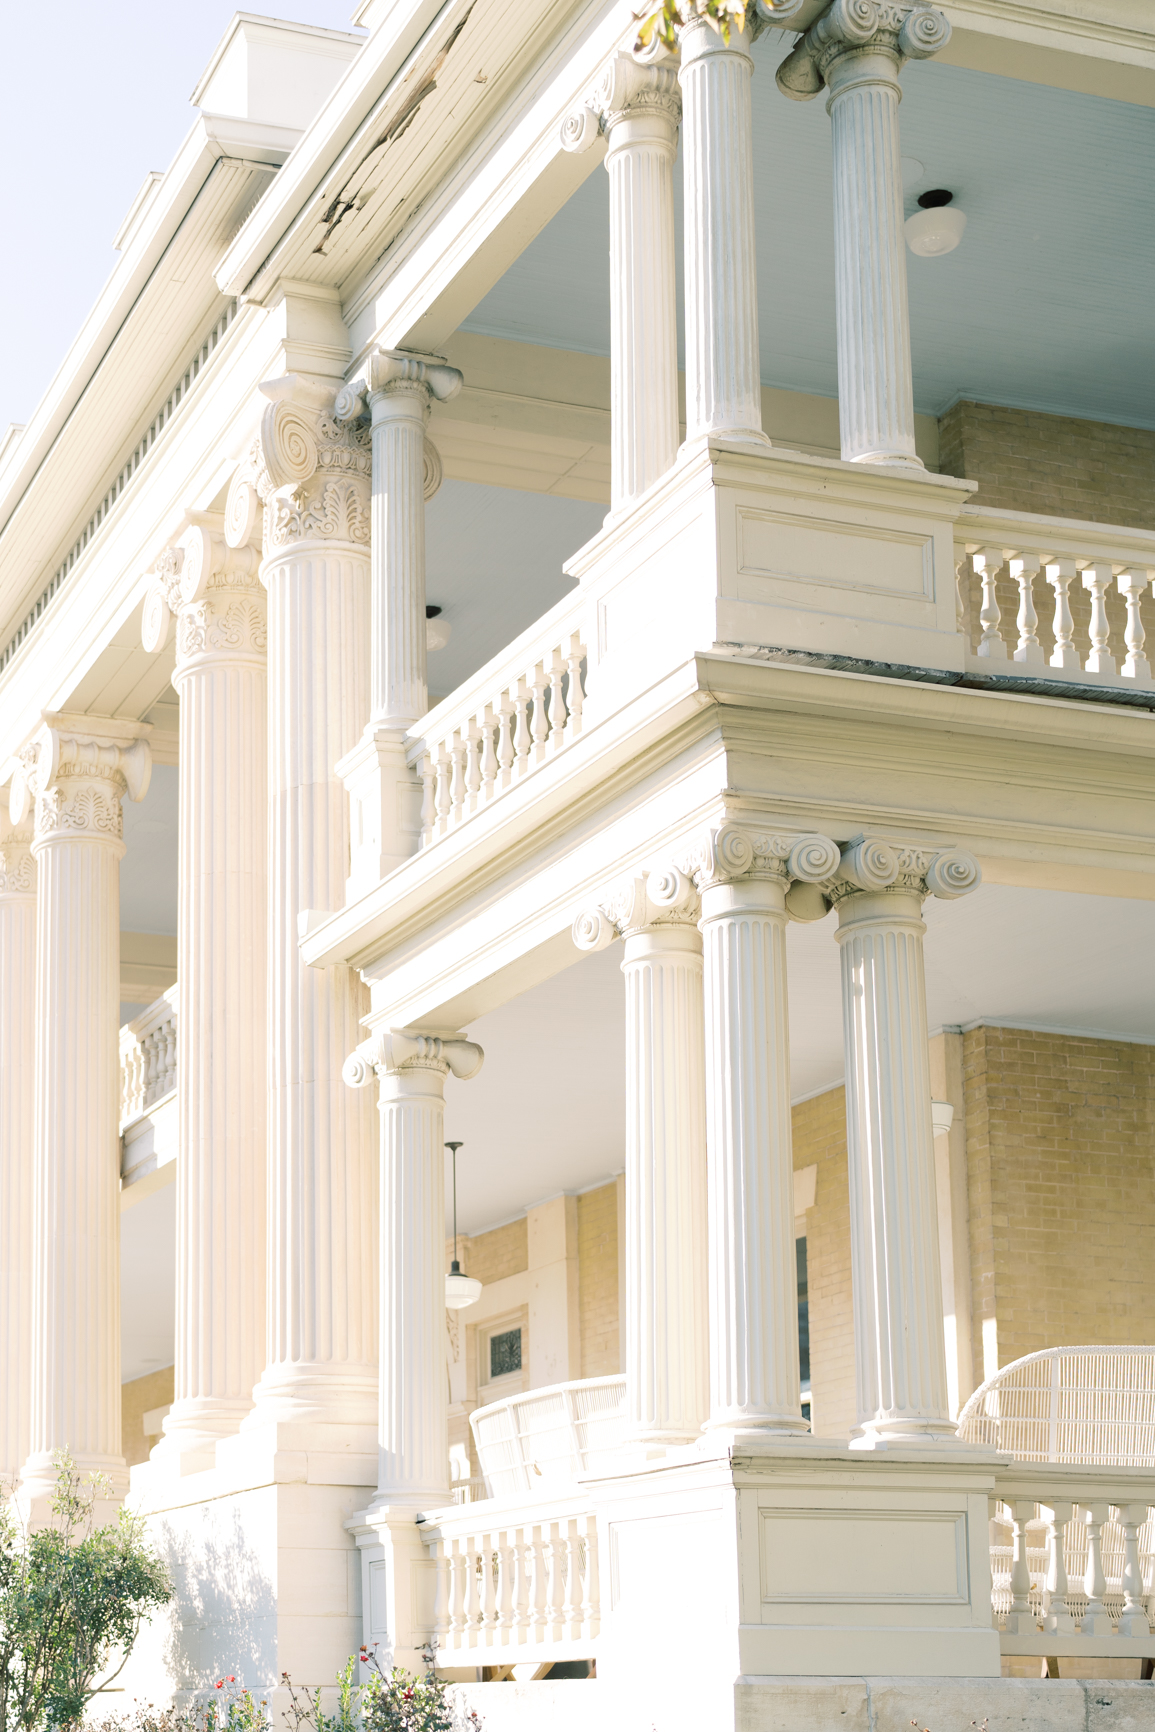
[602,59,681,508]
[828,51,919,467]
[835,886,954,1443]
[235,390,378,1431]
[679,20,767,446]
[370,382,429,730]
[0,803,37,1482]
[17,719,150,1498]
[621,923,709,1443]
[700,878,807,1435]
[158,529,268,1457]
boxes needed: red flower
[228,1678,235,1684]
[215,1683,223,1690]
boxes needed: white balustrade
[989,1465,1155,1659]
[119,986,179,1129]
[408,604,587,848]
[956,509,1155,691]
[421,1492,601,1663]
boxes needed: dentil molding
[343,1027,485,1087]
[777,0,951,101]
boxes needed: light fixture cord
[446,1141,463,1268]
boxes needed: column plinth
[14,716,151,1502]
[829,838,981,1448]
[344,1029,484,1508]
[679,20,768,449]
[141,523,268,1466]
[0,797,37,1483]
[777,0,952,467]
[229,380,378,1440]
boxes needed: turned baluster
[974,547,1008,660]
[530,666,550,761]
[547,652,566,749]
[1010,553,1044,664]
[1080,1502,1114,1636]
[162,1019,177,1093]
[512,685,531,773]
[464,725,482,810]
[530,1526,548,1631]
[1042,1501,1077,1633]
[479,707,499,801]
[565,639,586,735]
[448,1538,467,1638]
[581,1512,600,1633]
[1116,1503,1152,1637]
[561,1517,582,1635]
[435,748,453,832]
[496,1530,515,1634]
[432,1543,451,1645]
[1081,562,1117,675]
[449,740,467,821]
[480,1533,498,1639]
[495,697,515,787]
[463,1541,483,1634]
[954,555,970,638]
[1118,569,1153,681]
[545,1522,565,1637]
[1004,1501,1039,1634]
[509,1529,531,1642]
[143,1031,160,1107]
[419,753,436,843]
[1046,559,1080,670]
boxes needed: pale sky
[0,1,363,433]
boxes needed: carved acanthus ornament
[10,719,151,847]
[777,0,951,102]
[560,49,682,156]
[0,803,35,895]
[142,520,266,671]
[335,349,461,504]
[343,1028,485,1089]
[820,836,981,907]
[222,375,374,564]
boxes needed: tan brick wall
[578,1181,620,1378]
[461,1216,528,1286]
[793,1089,856,1441]
[939,399,1155,531]
[121,1364,174,1468]
[964,1026,1155,1372]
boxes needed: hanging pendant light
[445,1141,483,1310]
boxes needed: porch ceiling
[446,883,1155,1236]
[459,52,1155,430]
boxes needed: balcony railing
[120,988,178,1130]
[407,592,587,850]
[420,1490,600,1666]
[956,506,1155,697]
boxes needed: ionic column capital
[0,800,36,898]
[778,0,951,103]
[678,822,841,897]
[142,519,266,673]
[343,1027,485,1089]
[563,51,682,157]
[336,349,463,423]
[573,865,701,951]
[13,715,151,849]
[825,835,981,916]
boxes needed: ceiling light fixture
[905,188,967,257]
[445,1141,483,1310]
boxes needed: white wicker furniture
[470,1374,627,1498]
[959,1347,1155,1660]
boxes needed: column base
[848,449,926,471]
[849,1416,980,1451]
[149,1396,255,1473]
[243,1362,378,1433]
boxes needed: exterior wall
[121,1365,174,1467]
[964,1025,1155,1375]
[792,1089,856,1442]
[577,1182,620,1378]
[461,1216,528,1285]
[939,399,1155,530]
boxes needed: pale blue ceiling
[462,52,1155,429]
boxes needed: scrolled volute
[899,2,951,57]
[837,837,899,892]
[573,907,618,952]
[560,105,602,153]
[343,1028,484,1085]
[142,586,172,654]
[924,848,981,900]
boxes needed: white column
[230,380,378,1436]
[563,55,681,510]
[0,794,37,1482]
[831,838,980,1447]
[689,828,838,1436]
[141,522,268,1461]
[574,872,709,1445]
[344,1030,483,1506]
[334,353,461,897]
[13,717,151,1499]
[778,0,951,467]
[679,19,768,448]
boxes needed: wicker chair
[470,1374,627,1498]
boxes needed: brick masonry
[939,399,1155,530]
[578,1181,621,1378]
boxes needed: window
[797,1237,811,1425]
[489,1327,522,1380]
